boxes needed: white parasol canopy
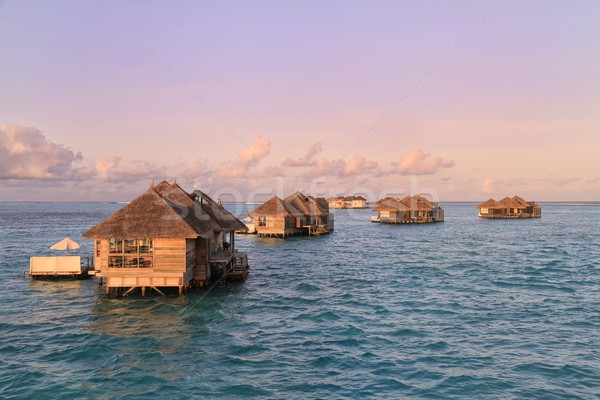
[50,237,82,256]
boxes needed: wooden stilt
[141,286,146,297]
[106,285,110,297]
[123,286,136,296]
[178,286,183,296]
[151,286,165,296]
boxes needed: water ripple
[0,203,599,399]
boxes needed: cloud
[395,150,455,175]
[0,124,82,179]
[218,133,271,178]
[303,154,381,180]
[179,158,213,181]
[76,155,123,180]
[73,154,166,183]
[480,177,495,194]
[282,142,323,167]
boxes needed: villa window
[109,238,153,268]
[258,216,267,227]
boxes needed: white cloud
[282,142,323,167]
[396,150,455,175]
[480,177,495,194]
[218,133,272,178]
[0,124,82,179]
[304,154,381,179]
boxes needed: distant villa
[327,195,367,209]
[372,195,444,224]
[477,196,541,219]
[247,192,334,237]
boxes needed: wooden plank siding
[153,238,186,273]
[95,239,109,270]
[194,237,210,283]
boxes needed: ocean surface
[0,202,599,399]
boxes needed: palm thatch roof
[155,179,171,193]
[248,196,295,217]
[400,195,435,211]
[249,192,329,218]
[477,196,530,209]
[373,197,411,212]
[499,196,526,209]
[476,198,503,209]
[83,181,246,239]
[511,195,529,208]
[190,189,248,232]
[285,192,328,216]
[374,195,437,212]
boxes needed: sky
[0,0,599,202]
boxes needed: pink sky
[0,1,599,201]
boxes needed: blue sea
[0,202,599,399]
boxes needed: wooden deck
[372,217,441,224]
[478,214,541,219]
[210,250,233,264]
[29,256,91,279]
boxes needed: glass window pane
[139,238,152,254]
[139,257,151,268]
[124,239,137,254]
[109,256,123,268]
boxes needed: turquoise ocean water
[0,202,599,399]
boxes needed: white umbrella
[50,237,82,256]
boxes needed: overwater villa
[327,195,368,209]
[372,195,444,224]
[477,196,541,219]
[82,180,248,297]
[248,191,334,237]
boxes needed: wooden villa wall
[256,215,302,235]
[185,239,196,282]
[95,239,109,270]
[194,237,210,283]
[95,237,192,289]
[153,238,186,273]
[211,232,224,254]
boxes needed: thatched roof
[83,181,246,239]
[248,196,295,217]
[400,195,434,211]
[374,195,437,212]
[511,195,529,208]
[190,189,248,232]
[285,192,328,216]
[373,197,410,212]
[476,198,502,209]
[155,179,171,193]
[477,196,530,209]
[249,192,329,218]
[499,196,526,209]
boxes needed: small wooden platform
[29,256,90,279]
